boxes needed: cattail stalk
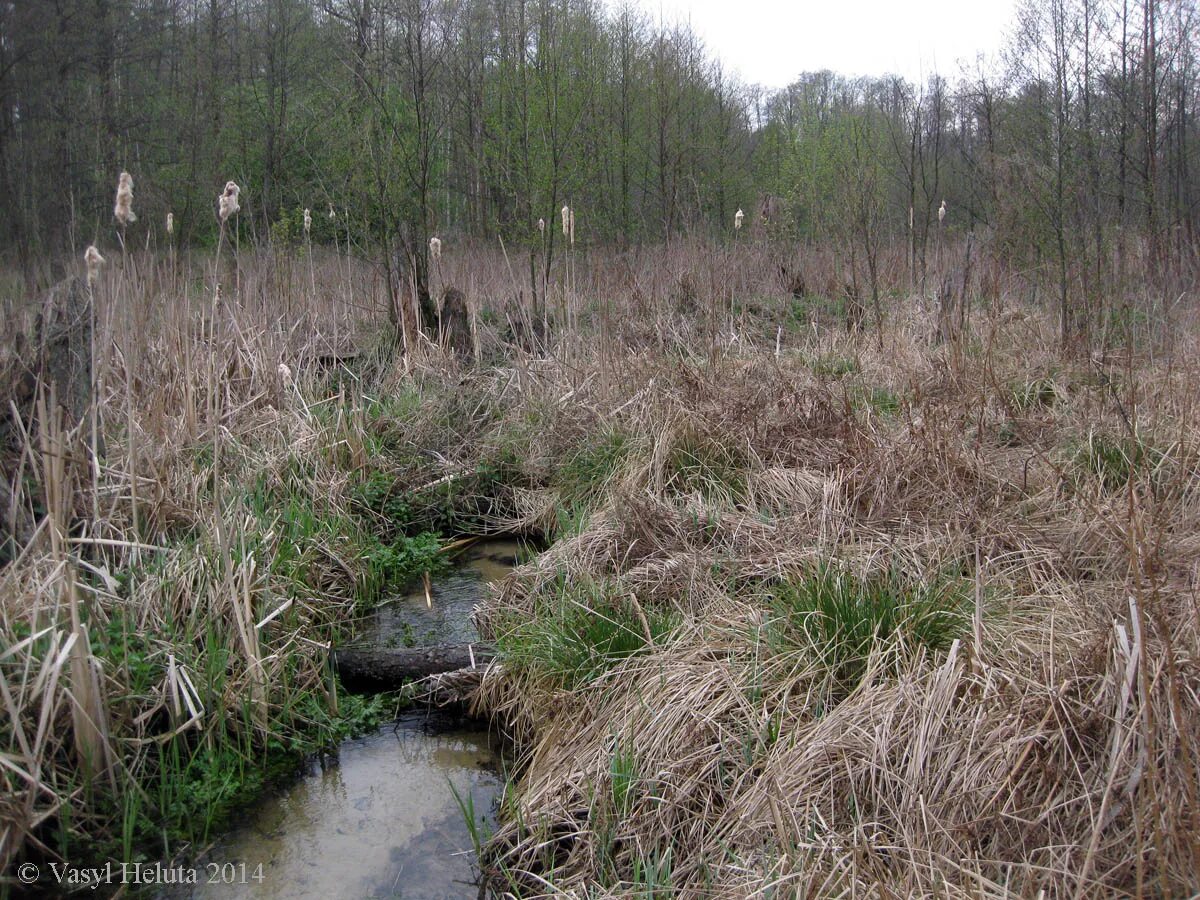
[83,245,105,524]
[113,171,135,265]
[217,182,242,300]
[84,245,105,287]
[114,172,136,226]
[303,208,316,303]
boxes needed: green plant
[556,428,630,508]
[1011,377,1061,411]
[495,577,678,689]
[365,532,448,595]
[630,847,675,896]
[766,563,969,693]
[352,471,414,527]
[450,779,492,858]
[849,384,901,416]
[609,741,639,818]
[809,354,859,378]
[1071,431,1166,491]
[664,429,746,501]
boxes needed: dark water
[165,540,525,900]
[366,539,525,647]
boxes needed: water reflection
[171,714,502,900]
[368,539,526,647]
[166,540,524,900]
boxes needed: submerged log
[333,643,494,692]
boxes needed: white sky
[619,0,1020,88]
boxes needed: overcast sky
[618,0,1020,88]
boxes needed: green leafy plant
[365,532,448,594]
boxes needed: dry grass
[1,236,1198,897]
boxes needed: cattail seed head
[113,171,137,225]
[538,218,545,233]
[569,209,575,246]
[328,203,336,220]
[166,212,174,235]
[278,362,293,383]
[429,236,442,260]
[303,208,311,235]
[938,200,946,224]
[561,205,570,237]
[218,181,241,223]
[84,245,105,285]
[734,208,744,231]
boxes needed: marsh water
[367,539,524,647]
[167,539,526,900]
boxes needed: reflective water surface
[175,714,502,900]
[367,538,525,646]
[167,540,525,900]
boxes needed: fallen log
[333,643,494,692]
[403,664,497,708]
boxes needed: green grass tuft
[555,428,630,509]
[664,429,746,501]
[849,384,901,416]
[495,576,678,690]
[1071,431,1166,491]
[809,354,859,378]
[1011,377,1062,411]
[765,563,969,693]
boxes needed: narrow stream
[167,539,526,900]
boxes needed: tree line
[1,0,1196,333]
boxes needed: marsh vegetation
[2,0,1200,896]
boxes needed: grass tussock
[764,562,970,695]
[1,238,1198,897]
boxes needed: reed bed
[1,236,1197,897]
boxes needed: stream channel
[166,539,526,900]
